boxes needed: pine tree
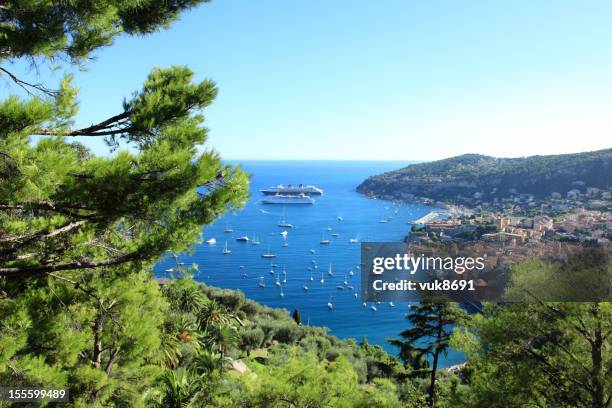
[389,296,467,407]
[0,1,248,405]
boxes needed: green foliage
[0,0,211,63]
[451,252,612,408]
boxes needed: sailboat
[278,208,293,228]
[269,263,275,275]
[258,276,265,288]
[309,271,314,281]
[343,275,348,285]
[275,273,281,286]
[320,272,324,284]
[251,236,261,245]
[320,231,330,245]
[222,241,231,254]
[282,267,287,284]
[280,286,285,298]
[327,263,334,276]
[261,246,276,258]
[224,224,233,233]
[348,270,354,276]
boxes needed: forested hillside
[357,149,612,203]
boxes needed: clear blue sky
[4,1,612,160]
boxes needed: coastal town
[407,186,612,245]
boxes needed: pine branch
[0,251,146,278]
[0,67,57,97]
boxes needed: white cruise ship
[260,184,323,196]
[262,193,315,205]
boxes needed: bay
[154,160,464,367]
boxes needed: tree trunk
[88,310,104,404]
[91,314,103,369]
[429,347,440,408]
[590,305,604,408]
[428,320,443,408]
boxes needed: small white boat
[280,287,285,298]
[354,293,358,298]
[164,268,174,272]
[282,268,287,284]
[251,236,261,245]
[280,230,288,237]
[320,231,330,245]
[260,209,269,214]
[336,285,344,290]
[362,302,367,307]
[370,305,377,311]
[327,226,333,231]
[349,238,358,244]
[310,249,315,254]
[258,277,265,288]
[303,284,309,291]
[337,216,343,221]
[320,273,325,284]
[378,219,388,223]
[347,285,354,290]
[327,297,333,310]
[348,270,354,276]
[236,236,249,242]
[278,209,294,228]
[389,302,395,307]
[222,241,231,255]
[327,264,333,276]
[309,274,314,281]
[282,242,288,247]
[331,233,339,237]
[206,238,217,245]
[261,246,276,258]
[224,225,233,233]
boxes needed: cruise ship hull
[262,195,315,204]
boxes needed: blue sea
[154,160,464,367]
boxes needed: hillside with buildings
[357,148,612,206]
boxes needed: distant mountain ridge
[356,148,612,204]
